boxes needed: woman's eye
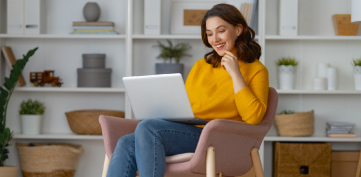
[219,30,225,33]
[207,33,212,37]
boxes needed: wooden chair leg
[251,148,265,177]
[207,146,216,177]
[102,154,110,177]
[355,150,361,177]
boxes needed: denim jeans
[106,119,203,177]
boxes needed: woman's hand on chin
[221,50,241,78]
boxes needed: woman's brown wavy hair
[201,3,261,67]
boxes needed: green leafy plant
[0,47,38,166]
[154,40,192,63]
[276,57,298,66]
[19,99,45,115]
[279,110,296,114]
[352,58,361,66]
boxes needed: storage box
[332,151,361,177]
[82,53,106,68]
[332,14,359,36]
[77,68,112,87]
[274,142,331,177]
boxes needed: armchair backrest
[187,87,278,176]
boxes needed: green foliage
[353,58,361,66]
[19,99,45,115]
[276,57,298,66]
[279,110,296,114]
[0,47,38,166]
[154,40,192,63]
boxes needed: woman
[107,3,268,177]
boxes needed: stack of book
[240,0,258,31]
[326,121,357,138]
[71,21,119,35]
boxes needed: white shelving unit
[0,0,360,176]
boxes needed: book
[73,29,116,33]
[72,21,114,26]
[327,121,356,129]
[328,133,357,138]
[251,0,259,33]
[326,128,352,134]
[70,31,119,35]
[1,46,26,86]
[73,26,114,30]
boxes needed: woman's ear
[236,24,243,36]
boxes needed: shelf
[266,35,361,40]
[133,34,201,39]
[276,89,361,94]
[133,34,259,40]
[264,136,361,142]
[14,87,126,93]
[13,134,103,140]
[0,34,126,39]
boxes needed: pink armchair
[100,87,278,177]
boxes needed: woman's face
[205,16,242,56]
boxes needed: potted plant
[276,57,298,90]
[0,47,38,176]
[19,99,45,134]
[353,58,361,90]
[154,40,191,76]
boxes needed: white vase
[20,114,43,134]
[278,65,296,90]
[354,66,361,90]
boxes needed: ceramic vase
[354,66,361,90]
[278,65,296,90]
[21,114,43,134]
[83,2,101,22]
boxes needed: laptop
[122,73,208,125]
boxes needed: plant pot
[354,66,361,90]
[0,166,19,177]
[278,65,296,90]
[21,115,43,134]
[155,63,184,76]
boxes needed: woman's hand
[221,50,247,93]
[221,50,242,79]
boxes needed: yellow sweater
[185,58,269,125]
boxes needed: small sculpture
[30,70,62,87]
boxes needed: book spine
[73,26,114,30]
[72,21,114,26]
[73,29,116,33]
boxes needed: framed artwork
[170,1,222,34]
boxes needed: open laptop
[122,73,208,125]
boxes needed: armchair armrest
[99,115,139,158]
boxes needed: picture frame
[170,1,222,34]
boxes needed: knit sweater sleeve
[234,67,269,124]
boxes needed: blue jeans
[106,119,203,177]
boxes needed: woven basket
[65,109,124,135]
[275,110,314,137]
[16,143,84,177]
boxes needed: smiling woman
[201,3,261,67]
[106,3,269,177]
